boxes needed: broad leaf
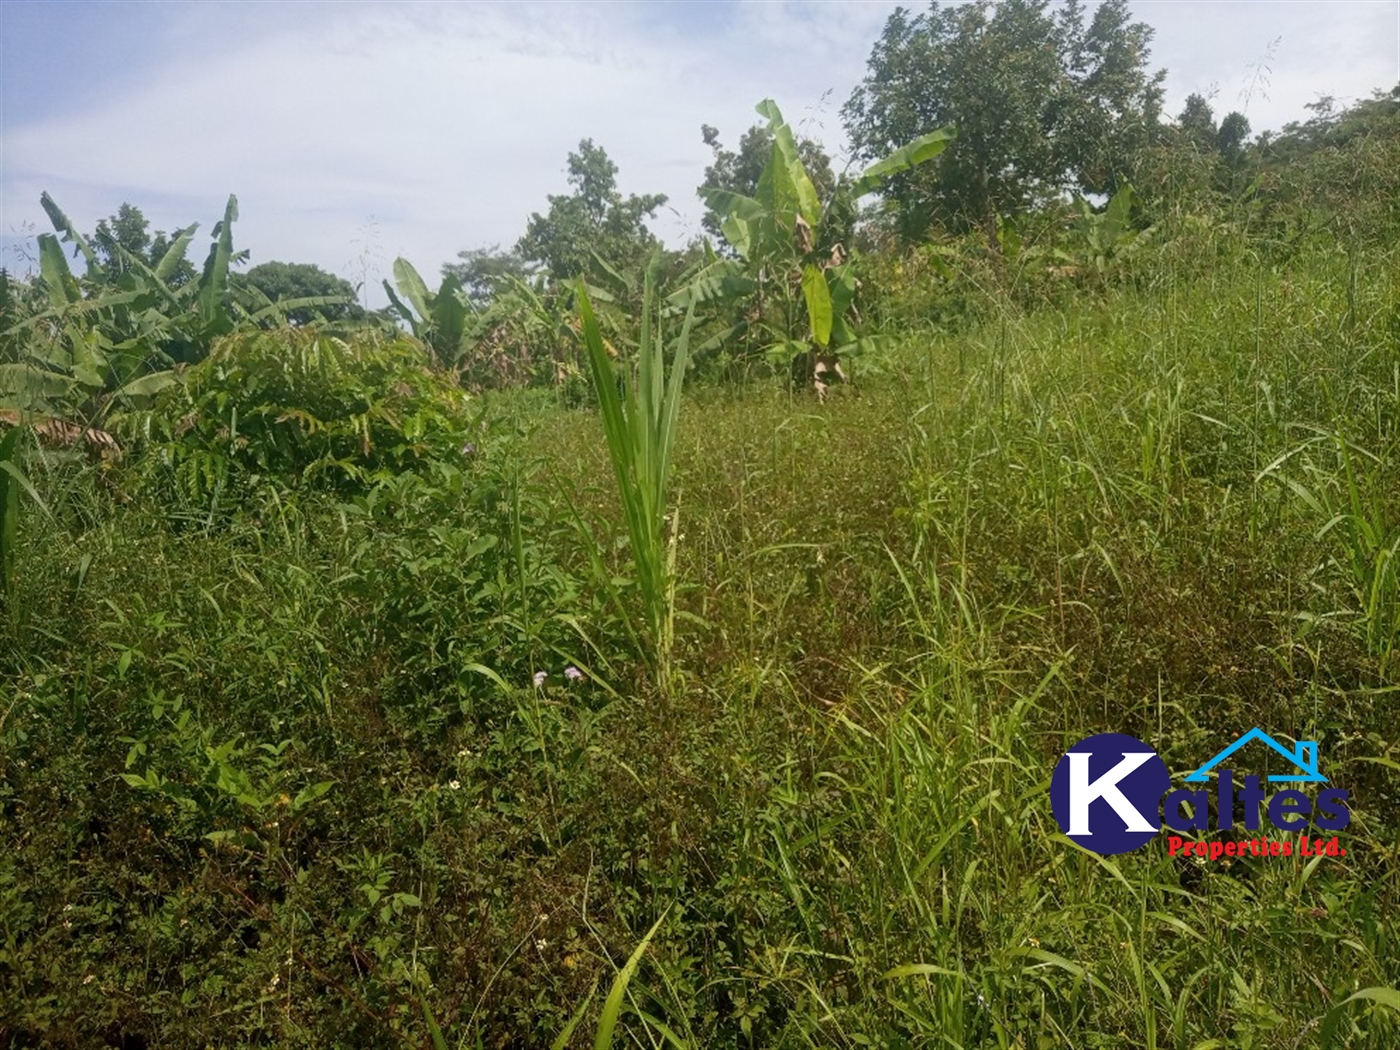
[429,276,468,363]
[700,187,764,259]
[753,100,820,230]
[852,127,957,197]
[155,224,199,283]
[666,259,754,312]
[40,191,101,276]
[197,195,239,335]
[801,264,832,347]
[382,281,417,330]
[37,235,81,309]
[113,371,178,399]
[1101,182,1135,246]
[392,257,433,323]
[771,123,822,229]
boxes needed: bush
[139,329,473,507]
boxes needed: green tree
[1177,93,1219,152]
[1174,94,1251,164]
[517,140,667,283]
[235,261,362,325]
[843,0,1165,241]
[91,203,199,288]
[441,245,532,305]
[1216,111,1252,168]
[698,123,835,239]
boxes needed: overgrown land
[3,3,1399,1046]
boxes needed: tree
[1177,93,1219,152]
[698,123,835,239]
[842,0,1165,241]
[517,140,667,283]
[235,261,362,325]
[1174,94,1250,165]
[91,203,199,288]
[1216,111,1252,168]
[441,245,532,305]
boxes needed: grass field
[3,233,1398,1047]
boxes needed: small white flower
[532,671,547,689]
[449,779,461,791]
[564,666,583,682]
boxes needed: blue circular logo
[1050,733,1170,855]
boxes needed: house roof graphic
[1183,727,1327,783]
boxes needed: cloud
[1136,0,1399,128]
[4,0,1396,304]
[4,1,902,299]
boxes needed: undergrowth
[2,234,1398,1047]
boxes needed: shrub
[140,329,473,507]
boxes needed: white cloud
[4,0,1396,304]
[1136,0,1399,128]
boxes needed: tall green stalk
[577,272,694,675]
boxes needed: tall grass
[5,233,1398,1046]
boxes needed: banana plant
[1067,183,1153,273]
[2,194,348,429]
[673,99,955,376]
[382,258,470,369]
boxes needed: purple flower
[564,666,583,682]
[532,671,547,689]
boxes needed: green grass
[2,235,1398,1047]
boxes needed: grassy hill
[4,222,1397,1047]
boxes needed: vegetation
[843,0,1165,240]
[2,16,1398,1048]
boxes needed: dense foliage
[843,0,1165,239]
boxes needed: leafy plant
[1067,182,1155,273]
[1,194,348,431]
[677,99,953,382]
[382,257,471,369]
[577,270,694,672]
[147,328,473,507]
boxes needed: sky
[2,0,1397,305]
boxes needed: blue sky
[3,1,1397,305]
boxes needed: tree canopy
[516,140,667,283]
[234,261,362,325]
[441,245,532,305]
[91,203,198,288]
[842,0,1165,240]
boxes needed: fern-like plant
[145,329,472,512]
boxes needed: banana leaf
[40,191,101,276]
[851,127,957,197]
[155,224,199,283]
[197,195,239,336]
[392,258,433,323]
[801,264,832,347]
[37,235,81,309]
